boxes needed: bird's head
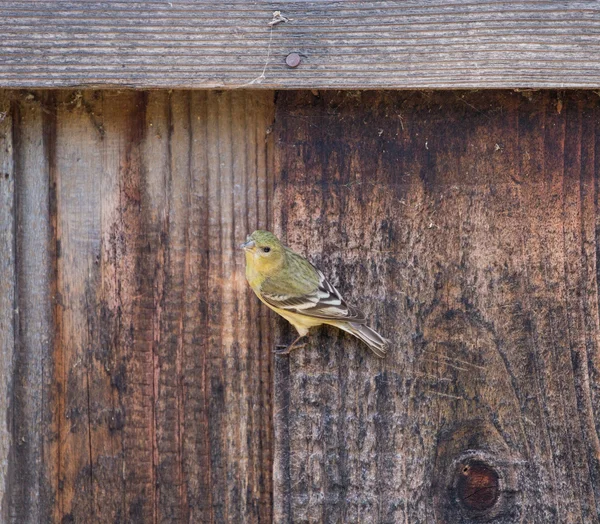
[240,230,286,275]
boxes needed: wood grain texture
[0,92,15,522]
[272,90,600,523]
[9,92,54,524]
[2,89,274,523]
[1,1,600,89]
[5,87,600,523]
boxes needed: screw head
[285,53,301,68]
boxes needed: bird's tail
[339,322,389,358]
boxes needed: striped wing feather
[261,268,366,322]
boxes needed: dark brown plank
[1,1,600,89]
[272,90,600,523]
[9,92,55,524]
[0,92,15,522]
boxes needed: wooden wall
[1,91,274,523]
[1,89,600,523]
[272,91,600,523]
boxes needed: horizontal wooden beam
[1,0,600,89]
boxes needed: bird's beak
[240,238,255,250]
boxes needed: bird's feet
[273,335,307,355]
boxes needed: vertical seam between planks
[265,93,275,523]
[229,91,239,522]
[219,90,228,524]
[253,94,265,520]
[116,91,126,521]
[243,92,252,516]
[84,110,98,511]
[48,92,64,523]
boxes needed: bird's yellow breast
[245,251,266,289]
[245,245,322,336]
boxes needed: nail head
[285,53,301,68]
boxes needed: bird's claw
[273,343,307,355]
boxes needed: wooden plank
[125,90,274,523]
[2,89,274,522]
[8,92,54,524]
[50,89,98,521]
[201,90,274,523]
[49,90,135,523]
[0,92,15,523]
[1,1,600,89]
[272,90,600,523]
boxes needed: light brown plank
[272,90,600,523]
[1,1,600,89]
[51,90,109,522]
[3,89,275,523]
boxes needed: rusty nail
[285,53,301,68]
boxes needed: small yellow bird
[241,230,389,358]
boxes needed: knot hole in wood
[432,420,521,522]
[456,459,500,512]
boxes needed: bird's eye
[262,247,271,253]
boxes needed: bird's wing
[261,268,366,322]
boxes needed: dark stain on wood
[3,90,274,523]
[273,90,600,523]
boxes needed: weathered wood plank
[50,90,109,521]
[272,90,600,523]
[129,90,274,523]
[8,92,54,524]
[2,89,274,522]
[93,90,141,524]
[49,90,141,523]
[0,92,15,523]
[202,91,274,523]
[1,1,600,89]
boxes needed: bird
[241,230,389,358]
